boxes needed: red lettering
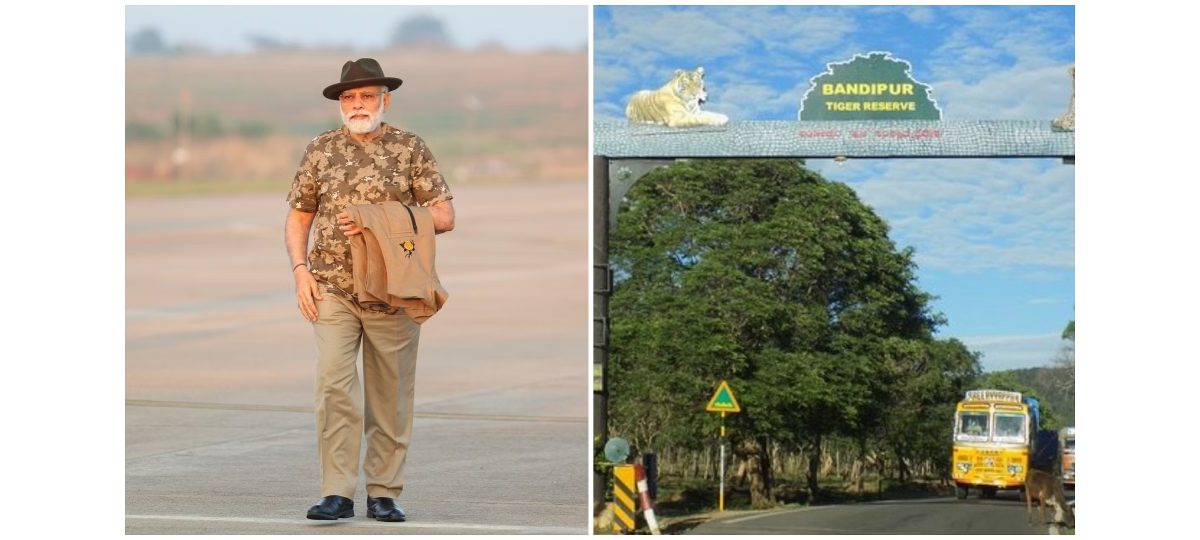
[797,130,842,138]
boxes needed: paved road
[126,182,589,534]
[687,491,1073,535]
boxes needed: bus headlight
[957,462,971,473]
[1007,464,1023,475]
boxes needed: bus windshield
[957,412,989,440]
[993,413,1027,443]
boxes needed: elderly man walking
[284,58,455,522]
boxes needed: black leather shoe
[367,497,406,522]
[307,495,354,520]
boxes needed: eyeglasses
[339,92,385,105]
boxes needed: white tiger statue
[625,67,729,128]
[1051,65,1075,131]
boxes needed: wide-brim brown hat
[322,58,403,100]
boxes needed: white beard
[342,104,384,135]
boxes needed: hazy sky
[126,5,588,53]
[596,5,1076,372]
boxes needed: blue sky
[596,5,1076,372]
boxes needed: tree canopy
[390,14,453,49]
[128,27,166,55]
[608,159,980,503]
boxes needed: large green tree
[1057,319,1075,412]
[608,159,961,504]
[876,337,980,483]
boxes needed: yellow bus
[951,389,1038,499]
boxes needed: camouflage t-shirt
[287,123,452,300]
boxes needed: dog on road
[1025,469,1074,527]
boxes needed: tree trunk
[757,436,774,507]
[846,459,861,491]
[736,437,775,508]
[732,458,747,487]
[820,449,835,478]
[847,437,867,495]
[861,439,871,495]
[807,434,822,499]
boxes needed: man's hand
[294,266,323,322]
[337,212,362,236]
[429,199,455,234]
[285,208,320,321]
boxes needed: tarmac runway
[125,181,589,534]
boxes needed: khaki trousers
[312,293,420,499]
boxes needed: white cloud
[816,158,1074,273]
[935,64,1073,120]
[708,80,800,122]
[706,82,772,122]
[771,14,858,55]
[905,6,938,25]
[929,6,1073,84]
[594,44,665,99]
[957,332,1065,371]
[605,7,750,64]
[863,5,938,26]
[716,54,807,89]
[594,102,624,122]
[1020,269,1069,283]
[695,6,858,56]
[594,64,634,101]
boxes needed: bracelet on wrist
[292,263,307,272]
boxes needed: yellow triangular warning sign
[706,380,741,413]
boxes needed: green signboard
[706,380,741,413]
[800,52,940,121]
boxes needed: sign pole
[706,380,740,514]
[719,411,726,512]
